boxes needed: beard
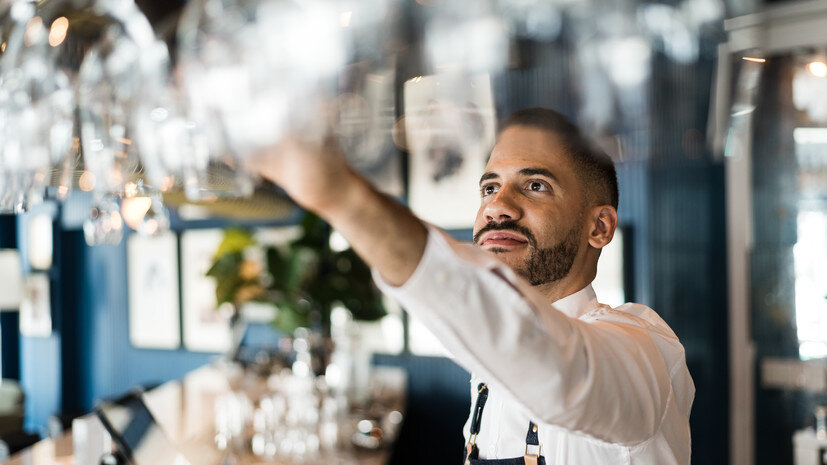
[473,220,580,286]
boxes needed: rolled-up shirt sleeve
[373,227,673,446]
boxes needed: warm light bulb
[143,219,158,235]
[48,16,68,47]
[111,211,123,231]
[159,176,175,192]
[78,171,96,191]
[120,196,152,231]
[24,16,43,46]
[123,181,138,197]
[808,61,827,78]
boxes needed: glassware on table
[251,393,285,458]
[278,372,321,462]
[318,394,342,450]
[214,390,252,460]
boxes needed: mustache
[473,220,537,247]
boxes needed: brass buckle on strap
[464,441,476,465]
[464,433,479,465]
[524,444,541,465]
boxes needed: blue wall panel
[20,336,61,433]
[79,233,215,409]
[648,51,729,464]
[16,206,63,433]
[19,227,217,432]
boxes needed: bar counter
[7,363,406,465]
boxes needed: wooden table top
[7,364,405,465]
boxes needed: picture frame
[180,229,232,353]
[19,273,52,337]
[0,250,23,310]
[404,73,497,229]
[26,213,54,271]
[127,232,181,349]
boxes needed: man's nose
[483,186,522,223]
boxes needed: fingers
[242,147,282,184]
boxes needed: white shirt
[374,228,695,465]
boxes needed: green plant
[206,213,385,333]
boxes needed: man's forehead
[486,127,570,173]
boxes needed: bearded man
[247,107,694,465]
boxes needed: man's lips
[478,231,528,247]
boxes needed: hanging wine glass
[83,194,123,246]
[176,0,347,165]
[416,0,505,144]
[64,0,173,243]
[327,0,402,195]
[131,85,187,194]
[0,0,75,213]
[120,179,170,236]
[75,0,169,197]
[132,80,254,202]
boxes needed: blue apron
[463,383,546,465]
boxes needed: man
[247,107,694,464]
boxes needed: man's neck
[533,276,590,303]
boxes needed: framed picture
[127,232,181,349]
[20,273,51,337]
[26,213,54,270]
[181,229,231,352]
[0,250,23,310]
[404,73,497,229]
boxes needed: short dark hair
[499,108,619,210]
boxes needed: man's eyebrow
[479,172,499,185]
[519,167,558,182]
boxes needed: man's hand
[243,134,428,287]
[244,136,356,215]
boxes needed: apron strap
[463,384,544,464]
[464,383,488,465]
[470,383,488,437]
[524,421,540,465]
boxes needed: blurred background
[0,0,823,464]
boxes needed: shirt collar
[551,284,599,319]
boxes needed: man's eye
[481,184,499,196]
[527,181,548,192]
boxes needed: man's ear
[587,205,618,249]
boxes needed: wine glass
[0,1,75,212]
